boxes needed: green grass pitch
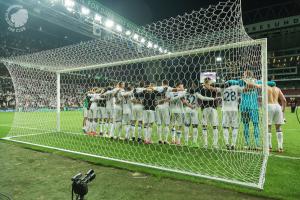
[0,109,300,199]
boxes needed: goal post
[0,0,269,189]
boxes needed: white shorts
[202,107,218,126]
[89,103,98,119]
[184,107,199,126]
[114,105,123,122]
[122,113,132,124]
[222,110,239,128]
[97,107,107,119]
[143,110,156,124]
[268,104,284,125]
[83,107,88,118]
[106,107,115,119]
[131,105,144,121]
[171,112,184,126]
[156,106,170,125]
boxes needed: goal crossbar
[0,39,266,74]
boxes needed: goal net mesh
[2,0,267,188]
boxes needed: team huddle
[82,70,286,152]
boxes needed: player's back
[169,91,185,113]
[222,85,242,111]
[268,86,281,104]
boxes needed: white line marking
[270,154,300,160]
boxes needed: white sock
[110,123,114,137]
[125,125,130,139]
[137,125,142,138]
[268,133,272,149]
[213,129,218,147]
[232,128,238,146]
[184,126,189,144]
[148,126,152,141]
[85,120,90,131]
[131,125,136,138]
[202,129,208,147]
[116,122,122,137]
[158,126,162,141]
[99,121,103,133]
[172,128,176,142]
[192,128,198,143]
[92,121,97,132]
[164,126,169,141]
[144,127,148,140]
[223,128,229,145]
[276,132,283,149]
[177,131,182,143]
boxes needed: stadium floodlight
[140,38,146,43]
[216,57,222,62]
[64,0,75,8]
[133,33,139,40]
[147,41,153,48]
[125,30,131,36]
[94,14,102,22]
[104,19,114,28]
[116,25,123,32]
[81,6,90,15]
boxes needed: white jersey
[222,85,243,111]
[104,88,119,109]
[154,86,172,109]
[168,91,186,113]
[120,90,133,114]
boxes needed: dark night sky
[97,0,290,25]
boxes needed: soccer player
[169,82,187,145]
[82,92,91,133]
[183,83,199,146]
[119,83,134,140]
[96,88,107,136]
[114,82,126,139]
[131,81,146,142]
[102,83,120,139]
[222,83,243,150]
[267,85,286,152]
[199,77,220,149]
[142,81,159,144]
[152,80,173,144]
[88,88,101,135]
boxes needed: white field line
[270,154,300,160]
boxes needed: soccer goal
[1,0,268,189]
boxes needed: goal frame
[2,38,268,189]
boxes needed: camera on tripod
[71,169,96,200]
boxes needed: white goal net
[1,0,268,188]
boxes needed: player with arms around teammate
[267,84,286,152]
[120,84,134,140]
[131,81,146,143]
[222,82,244,150]
[169,82,187,145]
[152,80,177,144]
[199,77,220,149]
[142,81,159,144]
